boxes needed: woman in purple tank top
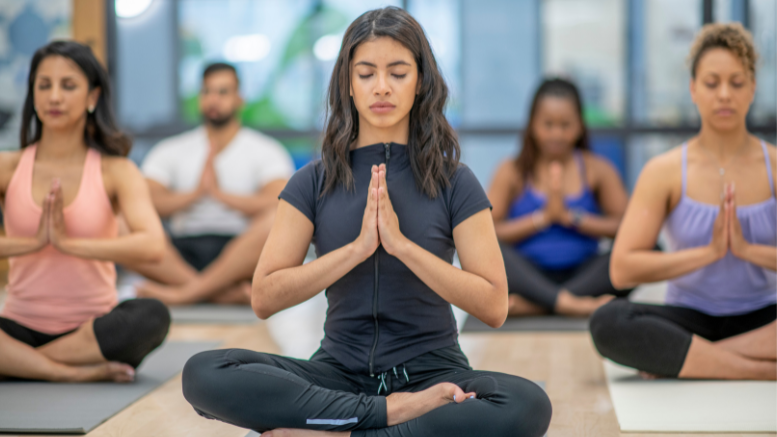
[489,79,630,317]
[590,23,776,380]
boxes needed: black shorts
[0,299,171,368]
[171,235,234,271]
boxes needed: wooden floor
[1,318,772,437]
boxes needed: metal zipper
[368,143,391,377]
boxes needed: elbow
[143,239,166,264]
[250,284,274,320]
[485,283,509,329]
[609,258,631,290]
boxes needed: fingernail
[453,395,457,401]
[469,395,475,399]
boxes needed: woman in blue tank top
[489,78,630,317]
[591,23,776,380]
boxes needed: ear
[88,86,101,110]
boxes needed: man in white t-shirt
[129,63,294,305]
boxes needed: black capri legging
[0,298,171,368]
[183,345,552,436]
[501,243,632,310]
[590,299,777,377]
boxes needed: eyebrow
[354,60,412,68]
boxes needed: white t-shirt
[142,127,295,237]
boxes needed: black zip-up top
[279,143,491,375]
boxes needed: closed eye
[392,74,407,79]
[359,74,373,79]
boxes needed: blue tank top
[664,141,777,316]
[508,153,601,270]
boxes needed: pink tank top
[2,145,118,334]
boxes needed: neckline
[27,145,90,213]
[681,195,776,211]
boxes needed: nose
[718,82,732,101]
[374,71,391,96]
[49,83,63,103]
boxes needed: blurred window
[542,0,626,127]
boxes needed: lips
[47,110,64,117]
[715,108,735,116]
[369,102,395,114]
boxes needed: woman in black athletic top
[182,7,551,437]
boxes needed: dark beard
[205,111,236,128]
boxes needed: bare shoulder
[582,151,620,178]
[101,155,145,194]
[632,146,684,200]
[0,150,23,187]
[763,140,776,166]
[491,159,522,190]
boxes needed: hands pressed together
[355,164,408,260]
[710,183,750,261]
[196,143,220,197]
[535,161,574,229]
[34,178,70,253]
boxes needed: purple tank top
[664,141,777,316]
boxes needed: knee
[495,376,552,437]
[182,350,226,404]
[130,298,171,347]
[589,298,630,360]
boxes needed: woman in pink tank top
[590,24,776,380]
[0,41,169,382]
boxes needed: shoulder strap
[681,143,688,197]
[759,140,775,197]
[575,151,589,189]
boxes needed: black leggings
[590,299,777,376]
[501,244,631,310]
[0,298,171,368]
[183,345,552,437]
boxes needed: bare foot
[65,362,135,383]
[262,429,350,437]
[386,383,476,426]
[507,294,548,317]
[554,291,614,317]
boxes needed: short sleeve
[279,161,320,223]
[255,139,296,188]
[449,165,492,229]
[141,141,175,187]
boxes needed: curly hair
[688,22,758,79]
[320,7,459,198]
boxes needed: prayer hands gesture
[197,143,219,196]
[710,183,748,261]
[355,164,407,259]
[33,179,69,252]
[542,162,571,226]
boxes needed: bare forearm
[253,243,366,319]
[740,244,777,271]
[611,246,718,289]
[494,214,545,244]
[0,237,44,258]
[152,191,200,217]
[57,233,164,265]
[213,190,279,217]
[393,240,507,327]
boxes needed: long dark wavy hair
[20,41,130,156]
[516,78,589,181]
[321,7,459,198]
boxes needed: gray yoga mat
[462,315,588,332]
[244,381,546,436]
[169,304,258,324]
[0,340,219,434]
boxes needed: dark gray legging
[182,345,552,436]
[590,299,777,376]
[501,243,632,310]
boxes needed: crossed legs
[130,210,275,305]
